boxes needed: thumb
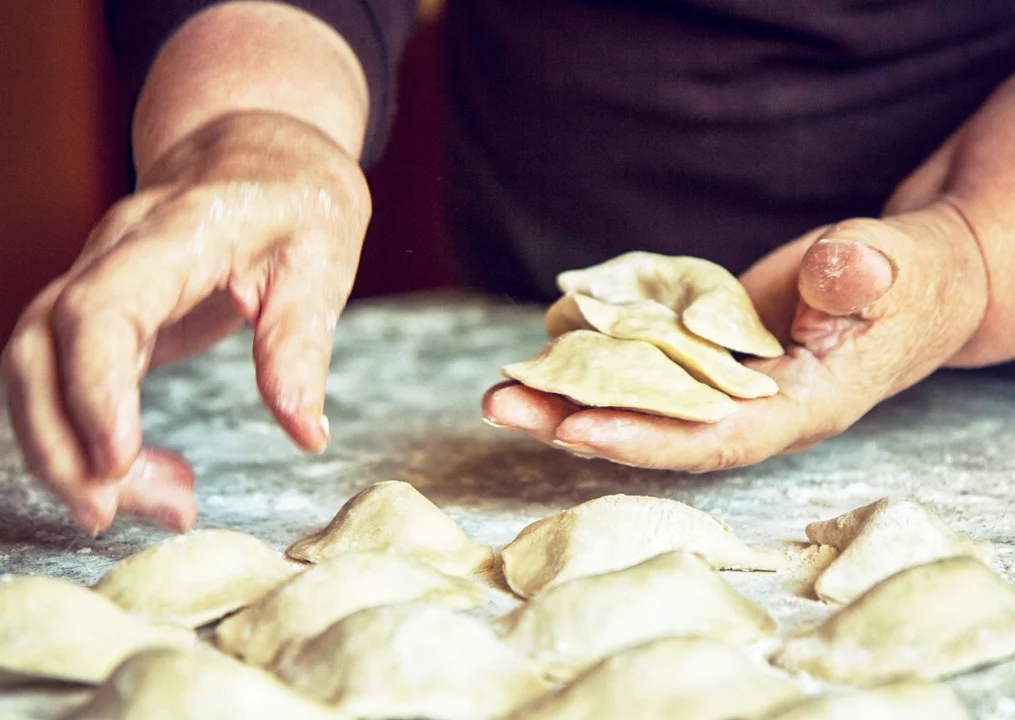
[798,221,898,316]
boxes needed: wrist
[884,201,989,369]
[942,190,1014,368]
[136,110,358,191]
[132,1,369,178]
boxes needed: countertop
[2,294,1015,718]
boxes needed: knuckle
[51,282,102,335]
[685,441,760,474]
[2,322,46,376]
[28,453,79,490]
[82,196,150,255]
[709,443,749,472]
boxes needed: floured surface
[0,295,1014,718]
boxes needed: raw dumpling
[498,550,776,677]
[763,682,970,720]
[501,330,737,423]
[93,530,296,628]
[508,637,800,720]
[786,544,840,600]
[545,293,778,399]
[69,648,339,720]
[215,551,489,667]
[0,575,193,685]
[274,604,551,719]
[556,252,783,358]
[285,481,494,576]
[501,494,787,598]
[805,497,997,604]
[772,556,1015,686]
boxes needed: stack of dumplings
[502,252,784,422]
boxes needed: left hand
[482,202,988,471]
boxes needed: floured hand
[484,206,987,471]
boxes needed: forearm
[940,76,1015,367]
[131,2,369,179]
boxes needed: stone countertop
[1,294,1015,719]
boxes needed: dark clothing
[107,0,1015,300]
[105,0,416,167]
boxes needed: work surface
[2,294,1015,719]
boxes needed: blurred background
[0,0,456,346]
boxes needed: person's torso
[443,0,1015,299]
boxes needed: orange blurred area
[0,1,455,346]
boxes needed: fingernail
[72,507,102,537]
[552,439,597,459]
[156,506,196,533]
[72,494,116,538]
[315,414,330,454]
[482,417,507,429]
[817,239,896,282]
[805,239,896,314]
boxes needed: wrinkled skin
[484,208,985,471]
[482,74,1015,471]
[1,111,369,533]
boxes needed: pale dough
[501,330,737,423]
[805,496,997,604]
[498,550,776,677]
[772,556,1015,686]
[763,682,971,720]
[507,637,801,720]
[274,603,551,719]
[92,529,296,628]
[555,251,784,358]
[285,481,494,576]
[69,648,339,720]
[785,543,840,600]
[545,293,778,399]
[501,494,787,598]
[0,575,193,685]
[215,550,489,667]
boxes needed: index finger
[48,191,293,479]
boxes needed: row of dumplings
[1,481,1010,718]
[502,252,785,422]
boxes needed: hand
[482,202,988,471]
[2,111,370,533]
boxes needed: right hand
[2,110,371,535]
